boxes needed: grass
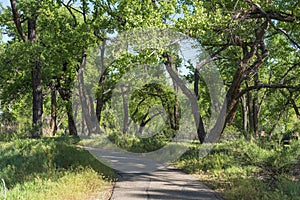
[174,138,300,200]
[0,136,117,200]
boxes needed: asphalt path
[83,146,224,200]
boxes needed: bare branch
[280,61,300,84]
[235,84,300,100]
[10,0,27,41]
[60,1,78,26]
[196,43,230,70]
[271,25,300,49]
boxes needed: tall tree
[9,0,43,137]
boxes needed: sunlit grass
[0,137,116,200]
[5,167,113,200]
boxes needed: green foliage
[106,130,172,153]
[79,127,179,153]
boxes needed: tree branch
[246,0,300,49]
[235,84,300,100]
[10,0,27,41]
[196,43,230,70]
[280,61,300,83]
[60,1,79,26]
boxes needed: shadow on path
[82,146,224,200]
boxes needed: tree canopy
[0,0,299,143]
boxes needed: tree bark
[121,85,129,134]
[57,63,77,136]
[194,68,199,99]
[50,82,57,136]
[253,73,259,137]
[66,101,78,136]
[172,63,180,130]
[247,84,254,135]
[29,18,43,138]
[96,41,107,124]
[77,49,98,135]
[241,95,248,132]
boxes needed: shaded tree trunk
[121,85,129,134]
[50,82,57,136]
[241,95,248,132]
[66,101,77,136]
[247,84,254,135]
[29,18,43,138]
[57,63,78,136]
[58,89,78,136]
[96,40,107,124]
[173,63,180,130]
[77,49,99,135]
[253,73,259,137]
[194,68,199,99]
[57,91,77,136]
[77,68,93,135]
[10,0,43,137]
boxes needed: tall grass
[174,138,300,200]
[0,137,116,200]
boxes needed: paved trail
[83,147,223,200]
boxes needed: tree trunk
[96,84,105,124]
[121,85,129,134]
[194,68,199,99]
[173,63,180,130]
[241,95,248,132]
[50,83,57,136]
[10,1,43,137]
[57,70,77,136]
[29,18,43,137]
[86,87,101,134]
[253,73,259,137]
[163,53,206,143]
[77,49,98,135]
[247,85,254,135]
[96,41,107,124]
[66,101,78,136]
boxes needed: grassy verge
[0,137,116,200]
[174,138,300,200]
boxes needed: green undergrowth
[0,137,116,200]
[79,131,176,153]
[174,138,300,200]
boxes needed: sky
[0,0,11,42]
[0,0,9,8]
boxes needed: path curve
[83,147,224,200]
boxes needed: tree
[175,0,300,141]
[7,0,43,137]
